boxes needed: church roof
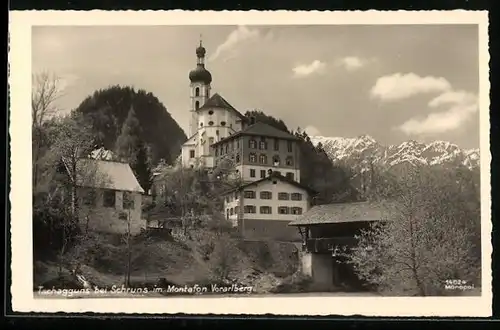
[198,93,246,120]
[211,121,300,147]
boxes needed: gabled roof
[182,132,198,146]
[198,93,246,120]
[211,121,300,147]
[222,171,316,195]
[288,201,397,226]
[62,158,145,193]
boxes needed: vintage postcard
[9,10,491,316]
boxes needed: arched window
[286,156,293,166]
[259,154,267,164]
[249,139,257,149]
[195,87,200,97]
[249,153,257,163]
[208,121,214,126]
[208,110,214,115]
[195,101,200,110]
[221,121,226,126]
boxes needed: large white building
[180,41,315,241]
[181,41,247,169]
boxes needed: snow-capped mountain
[310,135,480,171]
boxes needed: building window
[215,148,218,156]
[103,190,115,208]
[208,121,214,126]
[272,155,280,166]
[226,209,230,220]
[237,139,240,148]
[123,192,135,210]
[250,169,256,178]
[200,122,203,127]
[118,211,128,221]
[291,193,303,201]
[274,138,279,151]
[221,121,226,126]
[286,172,294,181]
[244,190,256,199]
[209,137,214,145]
[278,206,289,214]
[249,153,257,163]
[236,154,240,163]
[291,207,303,215]
[216,130,219,135]
[278,192,290,200]
[195,87,200,96]
[260,170,266,178]
[286,157,294,166]
[195,101,200,110]
[208,110,214,115]
[225,144,228,153]
[249,139,257,149]
[259,154,267,164]
[260,206,272,214]
[260,191,272,199]
[259,141,267,150]
[82,190,96,206]
[190,150,195,158]
[287,141,293,152]
[230,208,234,215]
[234,206,239,215]
[244,205,256,213]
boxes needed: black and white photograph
[10,10,491,316]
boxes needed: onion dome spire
[189,35,212,84]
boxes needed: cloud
[292,60,326,78]
[336,56,369,71]
[208,26,260,62]
[304,125,321,136]
[398,90,478,135]
[370,73,452,101]
[428,90,478,108]
[57,73,80,92]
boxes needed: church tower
[188,38,212,137]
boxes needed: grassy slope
[34,230,301,293]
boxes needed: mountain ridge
[309,135,480,171]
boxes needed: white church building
[180,41,315,241]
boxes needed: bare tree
[349,166,480,296]
[32,72,63,188]
[48,115,108,274]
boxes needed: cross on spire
[199,34,203,47]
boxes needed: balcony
[303,237,358,254]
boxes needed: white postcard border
[9,10,492,317]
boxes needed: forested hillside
[74,85,187,166]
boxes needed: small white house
[63,158,145,235]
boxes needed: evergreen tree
[115,106,153,192]
[115,106,142,163]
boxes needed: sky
[32,24,480,149]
